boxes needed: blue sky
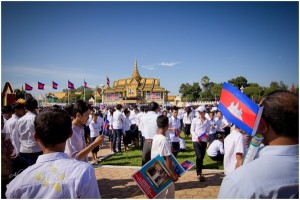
[2,1,299,98]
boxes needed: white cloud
[141,65,157,71]
[159,62,179,67]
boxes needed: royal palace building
[103,60,169,105]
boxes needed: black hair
[144,106,149,112]
[72,100,89,118]
[12,103,25,111]
[172,106,178,112]
[124,108,130,115]
[116,104,123,110]
[185,106,191,115]
[261,90,298,138]
[2,105,13,113]
[25,98,38,111]
[34,109,72,147]
[63,104,74,117]
[140,106,145,112]
[157,115,169,129]
[149,101,159,111]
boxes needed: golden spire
[131,59,142,82]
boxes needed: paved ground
[89,139,225,199]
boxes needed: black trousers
[113,129,123,152]
[142,141,152,166]
[193,141,207,175]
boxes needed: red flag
[52,81,58,89]
[106,76,110,86]
[84,80,87,88]
[38,82,45,90]
[25,83,33,91]
[68,81,74,89]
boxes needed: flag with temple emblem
[106,76,110,86]
[38,82,45,90]
[25,83,33,91]
[84,80,87,88]
[218,82,263,136]
[68,81,74,89]
[52,81,58,89]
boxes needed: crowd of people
[1,90,298,198]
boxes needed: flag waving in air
[218,82,263,136]
[68,81,74,89]
[25,83,33,91]
[52,81,58,89]
[106,76,110,86]
[84,80,87,88]
[38,82,45,90]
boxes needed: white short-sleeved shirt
[122,117,131,133]
[168,116,181,143]
[215,117,229,132]
[183,112,193,125]
[151,134,172,159]
[112,110,125,130]
[209,119,217,134]
[224,129,246,175]
[2,114,19,154]
[16,112,42,153]
[143,111,158,140]
[5,152,100,199]
[65,125,87,162]
[207,140,224,157]
[89,120,101,138]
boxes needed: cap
[196,106,206,112]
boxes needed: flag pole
[84,85,86,102]
[68,89,69,104]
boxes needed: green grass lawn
[100,132,224,170]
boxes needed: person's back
[218,90,299,198]
[6,153,99,198]
[223,127,246,175]
[6,109,100,198]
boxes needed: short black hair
[25,98,38,111]
[2,105,13,113]
[124,108,130,115]
[172,106,178,111]
[157,115,169,129]
[116,104,123,110]
[34,109,72,147]
[261,90,298,138]
[149,101,159,111]
[63,104,74,117]
[72,100,89,118]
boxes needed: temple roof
[131,59,142,82]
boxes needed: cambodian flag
[106,76,110,86]
[38,82,45,90]
[103,119,110,136]
[68,80,74,89]
[25,83,33,91]
[52,81,58,89]
[84,80,87,88]
[181,160,194,171]
[218,82,263,136]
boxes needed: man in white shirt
[215,111,229,137]
[2,103,25,174]
[142,101,159,165]
[168,106,181,157]
[112,104,126,153]
[129,106,139,147]
[191,106,211,181]
[6,109,100,198]
[219,91,298,198]
[223,126,246,176]
[13,98,42,171]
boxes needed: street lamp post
[100,84,105,105]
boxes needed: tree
[210,83,223,101]
[201,76,210,91]
[228,76,248,89]
[14,89,26,100]
[265,81,288,95]
[179,82,202,101]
